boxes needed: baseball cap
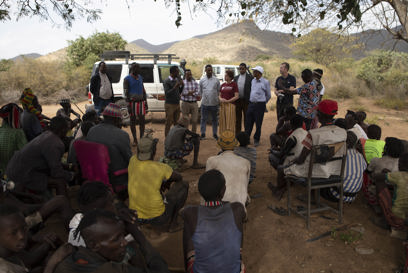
[318,100,338,116]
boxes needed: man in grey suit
[234,63,253,134]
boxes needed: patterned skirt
[219,102,236,135]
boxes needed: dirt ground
[41,97,408,273]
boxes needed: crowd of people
[0,60,408,272]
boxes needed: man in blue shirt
[245,66,271,147]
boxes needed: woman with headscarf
[0,103,27,173]
[20,88,46,141]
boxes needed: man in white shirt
[90,62,114,115]
[199,64,221,140]
[206,130,250,208]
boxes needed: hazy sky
[0,1,385,60]
[0,1,236,59]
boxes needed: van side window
[158,65,171,83]
[105,64,122,83]
[139,64,154,83]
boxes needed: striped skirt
[128,100,146,117]
[219,102,236,135]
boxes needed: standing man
[164,66,183,136]
[90,62,114,115]
[245,66,271,147]
[275,62,296,120]
[124,63,148,146]
[199,64,220,140]
[234,63,253,134]
[181,69,200,133]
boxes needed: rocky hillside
[163,20,294,61]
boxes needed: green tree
[67,32,127,67]
[291,28,362,66]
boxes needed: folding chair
[285,141,347,229]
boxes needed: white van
[87,51,184,112]
[201,64,240,82]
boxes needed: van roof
[94,60,181,65]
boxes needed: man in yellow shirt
[128,136,188,232]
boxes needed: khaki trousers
[165,103,180,136]
[181,101,198,133]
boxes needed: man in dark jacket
[234,63,253,134]
[90,62,114,115]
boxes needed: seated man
[287,100,347,179]
[206,130,250,208]
[373,153,408,232]
[53,209,169,273]
[164,116,204,169]
[68,182,137,247]
[182,170,246,273]
[234,131,257,183]
[320,131,367,203]
[364,124,385,164]
[268,114,307,200]
[0,103,27,174]
[87,103,132,191]
[6,116,74,197]
[67,121,95,166]
[269,106,296,150]
[128,136,189,232]
[56,98,81,130]
[0,204,60,273]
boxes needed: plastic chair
[285,141,347,229]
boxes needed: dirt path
[42,98,408,272]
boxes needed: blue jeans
[95,98,113,115]
[200,105,218,136]
[245,102,266,142]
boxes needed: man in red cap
[87,103,132,191]
[284,99,347,179]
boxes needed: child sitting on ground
[234,132,257,183]
[356,111,369,134]
[364,124,385,164]
[269,106,297,150]
[0,204,60,273]
[373,153,408,233]
[367,137,403,175]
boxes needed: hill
[130,39,177,53]
[10,53,41,61]
[37,43,148,62]
[352,28,408,58]
[163,20,295,61]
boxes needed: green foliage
[67,32,127,68]
[0,59,13,72]
[291,28,362,66]
[357,51,408,98]
[375,98,407,110]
